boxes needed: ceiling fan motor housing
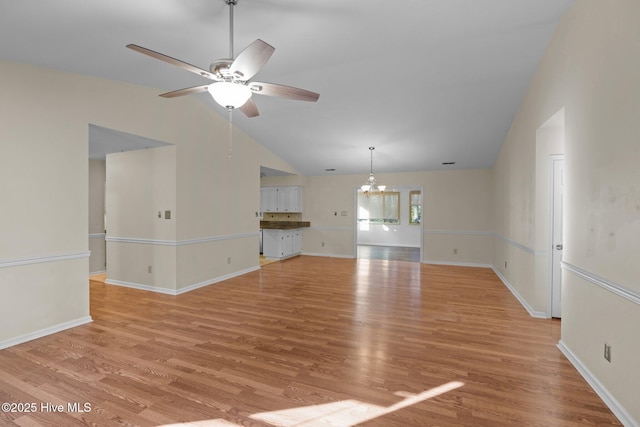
[210,59,236,80]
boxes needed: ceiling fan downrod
[225,0,237,59]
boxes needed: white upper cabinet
[260,187,279,213]
[261,186,302,213]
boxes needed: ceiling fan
[126,0,319,118]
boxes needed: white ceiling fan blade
[238,97,259,117]
[159,84,210,98]
[126,44,218,80]
[228,39,275,81]
[249,82,319,102]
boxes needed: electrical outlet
[604,343,612,362]
[505,261,508,269]
[227,257,231,265]
[321,242,325,247]
[453,248,458,255]
[148,265,152,273]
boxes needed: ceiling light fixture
[361,147,386,194]
[207,82,252,109]
[126,0,319,118]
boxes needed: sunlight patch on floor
[158,381,464,427]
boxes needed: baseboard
[557,341,637,427]
[105,266,261,296]
[175,266,261,295]
[105,279,177,295]
[491,266,548,318]
[302,252,355,259]
[423,260,491,268]
[0,316,93,350]
[358,243,421,248]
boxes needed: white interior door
[551,158,565,318]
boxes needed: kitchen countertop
[260,221,311,229]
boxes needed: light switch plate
[165,210,171,219]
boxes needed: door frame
[548,154,565,318]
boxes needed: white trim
[491,266,548,318]
[359,243,420,248]
[105,265,260,296]
[106,232,259,247]
[423,260,491,268]
[105,279,177,295]
[562,262,640,305]
[557,341,637,427]
[492,233,541,256]
[106,236,176,246]
[89,233,106,239]
[0,316,93,350]
[176,266,260,294]
[425,231,548,257]
[0,251,90,269]
[177,233,259,246]
[302,252,355,259]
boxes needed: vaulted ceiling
[0,0,574,175]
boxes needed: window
[409,190,421,224]
[357,191,400,224]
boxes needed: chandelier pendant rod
[369,146,374,176]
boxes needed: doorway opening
[535,108,565,318]
[88,124,174,282]
[355,186,423,262]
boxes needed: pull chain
[228,108,233,159]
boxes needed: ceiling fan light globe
[208,82,252,109]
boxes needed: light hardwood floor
[0,256,621,426]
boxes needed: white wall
[492,1,640,424]
[89,159,106,274]
[0,60,297,346]
[106,145,177,292]
[1,62,92,348]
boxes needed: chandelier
[361,147,386,194]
